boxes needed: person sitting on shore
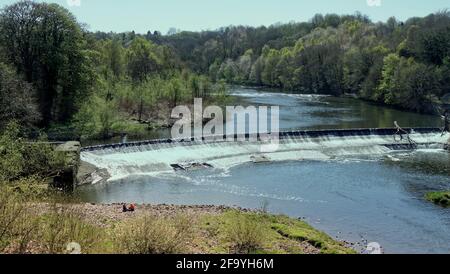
[128,204,135,212]
[122,204,128,212]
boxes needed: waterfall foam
[80,128,449,182]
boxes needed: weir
[80,128,449,182]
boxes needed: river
[78,87,450,254]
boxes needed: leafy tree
[0,63,40,130]
[0,1,92,124]
[73,95,121,139]
[103,39,126,81]
[377,54,441,112]
[376,53,402,103]
[126,37,162,82]
[421,27,450,65]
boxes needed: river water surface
[79,88,450,254]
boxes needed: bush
[0,183,102,254]
[36,204,102,254]
[113,214,194,254]
[0,187,38,253]
[224,211,265,254]
[0,122,66,182]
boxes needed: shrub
[0,187,38,254]
[35,204,101,254]
[224,211,265,254]
[113,214,194,254]
[0,122,66,182]
[0,182,101,254]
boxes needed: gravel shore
[35,203,253,227]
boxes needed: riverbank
[1,193,355,254]
[50,203,355,254]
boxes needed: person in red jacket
[122,203,136,212]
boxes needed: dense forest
[149,12,450,114]
[0,1,227,140]
[1,1,450,140]
[146,12,450,114]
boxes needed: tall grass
[0,187,37,253]
[0,185,102,254]
[113,214,194,254]
[224,211,266,254]
[36,204,101,254]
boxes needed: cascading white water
[80,129,450,182]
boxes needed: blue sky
[0,0,448,33]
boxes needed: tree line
[90,10,450,114]
[144,12,449,114]
[1,1,450,141]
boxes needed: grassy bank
[426,191,450,208]
[0,185,354,254]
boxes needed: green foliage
[1,188,354,254]
[0,185,103,254]
[1,1,449,133]
[0,122,66,182]
[0,63,40,130]
[126,37,163,82]
[101,39,126,81]
[172,11,449,113]
[270,220,353,254]
[0,187,37,253]
[113,214,194,254]
[73,67,228,139]
[0,1,94,124]
[426,191,450,207]
[224,211,266,254]
[73,95,123,139]
[201,211,354,254]
[37,205,101,254]
[377,54,441,112]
